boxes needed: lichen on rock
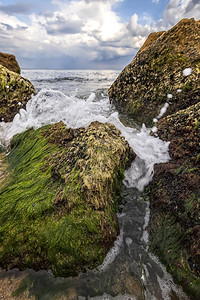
[0,64,36,122]
[109,18,200,126]
[0,121,135,277]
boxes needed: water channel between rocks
[0,70,189,300]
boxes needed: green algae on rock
[109,18,200,126]
[0,121,135,277]
[0,52,21,74]
[148,102,200,299]
[0,65,36,122]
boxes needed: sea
[0,69,188,300]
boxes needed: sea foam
[0,89,170,191]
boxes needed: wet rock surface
[0,65,36,122]
[148,102,200,298]
[0,121,135,277]
[109,18,200,126]
[108,17,200,299]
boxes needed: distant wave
[35,76,90,83]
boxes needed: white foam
[141,201,150,246]
[183,68,192,76]
[0,89,170,191]
[97,230,124,271]
[148,254,189,300]
[89,293,136,300]
[156,102,169,119]
[125,237,133,246]
[0,89,110,145]
[167,94,173,99]
[123,124,170,191]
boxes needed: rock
[109,18,200,126]
[0,52,21,74]
[0,269,31,300]
[137,31,165,54]
[0,121,135,277]
[0,65,36,122]
[148,102,200,299]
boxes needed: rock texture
[109,18,200,126]
[0,52,21,74]
[108,17,200,298]
[0,121,135,277]
[137,31,165,54]
[0,65,36,122]
[148,102,200,299]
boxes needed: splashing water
[0,69,189,300]
[0,88,170,191]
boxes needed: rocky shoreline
[0,17,200,299]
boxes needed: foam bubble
[183,68,192,76]
[141,201,150,246]
[156,102,169,119]
[125,237,133,246]
[167,94,173,99]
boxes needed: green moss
[0,122,133,276]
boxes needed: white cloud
[152,0,159,4]
[0,0,199,69]
[155,0,200,29]
[0,0,147,65]
[127,14,151,36]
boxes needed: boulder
[148,102,200,299]
[109,18,200,126]
[0,121,135,277]
[0,65,36,122]
[0,52,21,74]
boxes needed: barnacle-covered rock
[109,18,200,126]
[148,102,200,299]
[0,65,36,122]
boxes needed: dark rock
[148,102,200,299]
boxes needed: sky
[0,0,199,69]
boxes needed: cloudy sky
[0,0,199,69]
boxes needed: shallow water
[0,70,188,299]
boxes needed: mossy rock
[148,102,200,299]
[109,18,200,126]
[0,121,135,277]
[0,64,36,122]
